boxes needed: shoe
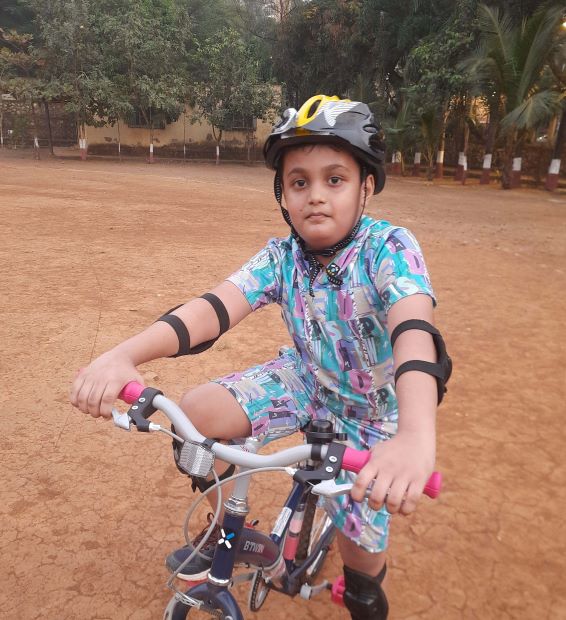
[166,513,222,581]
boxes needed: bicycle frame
[115,382,441,619]
[168,450,334,619]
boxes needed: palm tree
[460,4,565,189]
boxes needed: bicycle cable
[167,466,290,599]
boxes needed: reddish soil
[1,152,565,619]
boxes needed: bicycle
[112,381,441,619]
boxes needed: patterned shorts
[212,348,393,553]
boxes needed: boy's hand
[69,351,144,419]
[350,430,435,516]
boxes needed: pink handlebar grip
[342,447,371,474]
[331,576,346,607]
[342,447,442,499]
[423,471,442,499]
[118,381,145,404]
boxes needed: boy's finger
[100,381,123,418]
[351,465,377,502]
[368,473,392,511]
[399,481,422,516]
[86,383,103,418]
[385,479,408,515]
[69,374,84,408]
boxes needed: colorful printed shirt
[227,215,435,446]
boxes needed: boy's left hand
[350,430,435,516]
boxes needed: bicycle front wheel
[163,589,241,620]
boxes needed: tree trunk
[435,109,448,179]
[117,119,122,161]
[481,104,499,185]
[30,99,40,160]
[212,126,222,165]
[183,110,187,161]
[412,151,421,176]
[454,98,468,182]
[501,133,516,189]
[43,98,54,156]
[0,103,3,148]
[545,107,565,192]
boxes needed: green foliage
[461,3,565,133]
[190,27,278,142]
[95,0,193,129]
[404,0,478,114]
[0,27,42,101]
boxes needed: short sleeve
[226,239,283,310]
[372,227,436,313]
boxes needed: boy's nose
[308,182,327,204]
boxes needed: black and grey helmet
[264,94,386,194]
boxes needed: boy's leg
[167,350,310,580]
[178,382,252,513]
[166,382,251,580]
[338,533,389,620]
[337,531,386,577]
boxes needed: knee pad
[343,563,388,620]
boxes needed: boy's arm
[70,281,252,418]
[351,293,437,516]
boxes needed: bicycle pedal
[331,576,345,607]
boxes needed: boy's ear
[365,173,375,195]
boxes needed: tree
[0,27,43,156]
[191,27,278,163]
[404,0,479,178]
[95,0,192,162]
[460,3,565,188]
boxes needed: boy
[70,95,451,619]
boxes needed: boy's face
[281,144,374,252]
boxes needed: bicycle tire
[163,594,226,619]
[295,492,336,582]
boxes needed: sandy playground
[1,152,565,619]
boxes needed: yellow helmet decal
[296,94,351,127]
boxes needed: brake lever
[112,408,132,431]
[310,480,378,500]
[310,479,356,498]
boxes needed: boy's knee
[179,388,208,431]
[343,564,388,620]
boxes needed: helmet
[264,94,386,194]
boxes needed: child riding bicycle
[70,94,451,620]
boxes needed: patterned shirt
[227,215,435,444]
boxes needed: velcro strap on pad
[391,319,440,348]
[157,313,191,357]
[188,292,230,354]
[200,292,230,334]
[391,319,452,405]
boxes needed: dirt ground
[1,152,565,620]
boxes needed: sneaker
[166,513,222,581]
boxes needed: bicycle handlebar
[117,381,441,499]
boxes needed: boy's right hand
[69,351,144,419]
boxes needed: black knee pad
[343,563,388,620]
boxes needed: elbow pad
[391,319,452,404]
[156,293,230,357]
